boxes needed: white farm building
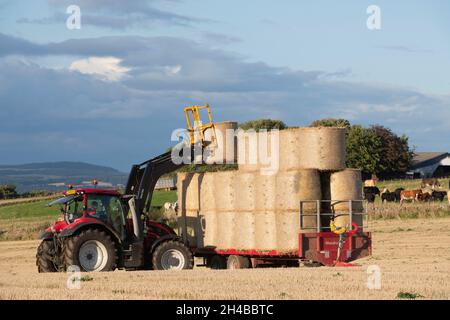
[410,152,450,178]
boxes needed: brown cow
[417,192,431,202]
[400,189,423,205]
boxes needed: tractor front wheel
[152,241,194,270]
[36,240,57,273]
[64,229,117,272]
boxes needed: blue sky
[0,0,449,171]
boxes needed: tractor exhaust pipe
[128,198,143,241]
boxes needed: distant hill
[0,162,128,193]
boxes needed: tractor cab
[48,188,127,240]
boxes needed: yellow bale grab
[184,104,217,148]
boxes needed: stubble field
[0,217,449,300]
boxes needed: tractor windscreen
[48,195,84,224]
[48,195,76,207]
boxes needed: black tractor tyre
[36,240,57,273]
[64,229,117,272]
[207,255,227,269]
[227,255,251,269]
[152,240,194,270]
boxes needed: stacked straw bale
[204,121,238,164]
[329,169,363,229]
[238,127,346,172]
[176,126,363,252]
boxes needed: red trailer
[193,200,372,269]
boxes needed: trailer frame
[192,200,372,268]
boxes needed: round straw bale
[215,211,235,249]
[330,169,363,229]
[275,211,299,252]
[275,169,321,213]
[177,172,200,212]
[238,127,345,172]
[214,171,237,211]
[185,173,200,211]
[202,210,218,247]
[204,121,238,164]
[199,173,216,211]
[254,211,277,250]
[234,172,256,211]
[232,211,255,249]
[296,127,346,171]
[176,172,186,211]
[236,129,260,172]
[255,174,277,211]
[278,129,301,171]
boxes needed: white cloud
[164,64,182,76]
[69,56,130,81]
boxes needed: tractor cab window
[86,194,126,239]
[86,196,108,221]
[65,196,84,224]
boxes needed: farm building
[410,152,450,178]
[155,176,177,190]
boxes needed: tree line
[0,185,54,200]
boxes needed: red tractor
[36,187,194,272]
[36,105,215,272]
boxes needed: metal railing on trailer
[297,200,372,266]
[299,200,369,232]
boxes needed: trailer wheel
[36,240,57,273]
[152,241,193,270]
[64,229,117,272]
[227,255,251,269]
[208,255,227,269]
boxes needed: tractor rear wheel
[64,229,117,272]
[152,241,193,270]
[36,240,57,273]
[227,255,251,269]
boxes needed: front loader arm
[125,148,192,216]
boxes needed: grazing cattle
[163,201,178,213]
[431,191,447,202]
[417,192,431,202]
[364,179,377,187]
[364,186,380,195]
[394,188,405,202]
[365,193,376,203]
[363,186,380,203]
[421,178,440,189]
[380,188,396,203]
[400,189,422,204]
